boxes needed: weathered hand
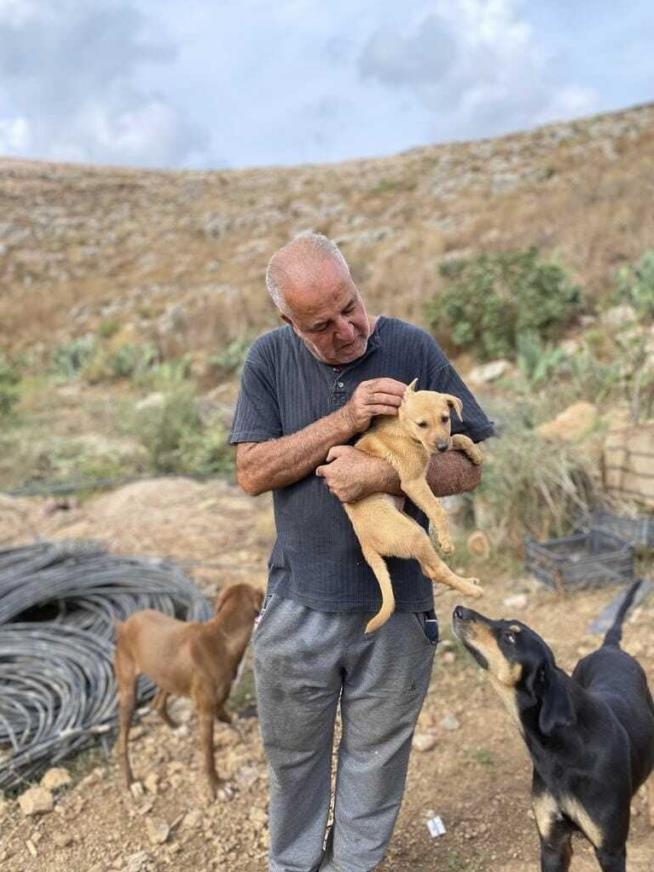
[316,445,390,503]
[341,378,406,434]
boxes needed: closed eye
[416,420,428,428]
[441,414,450,423]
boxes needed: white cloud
[0,115,30,151]
[0,0,209,167]
[0,0,647,169]
[358,0,599,140]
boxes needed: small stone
[249,806,268,830]
[129,781,145,800]
[53,830,74,848]
[26,839,38,858]
[440,713,460,731]
[18,787,54,816]
[146,816,170,845]
[125,850,152,872]
[41,767,72,791]
[412,733,438,752]
[468,359,512,384]
[144,773,159,794]
[503,593,528,610]
[182,808,203,830]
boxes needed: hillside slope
[2,103,653,358]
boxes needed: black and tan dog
[452,582,654,872]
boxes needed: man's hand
[341,378,406,434]
[316,445,397,503]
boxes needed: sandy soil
[0,479,652,871]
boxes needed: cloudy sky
[0,0,651,170]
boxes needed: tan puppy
[113,582,263,798]
[343,380,484,633]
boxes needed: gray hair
[265,232,350,312]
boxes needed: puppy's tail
[602,579,643,648]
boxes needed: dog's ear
[535,663,576,735]
[443,394,463,421]
[402,378,418,404]
[214,585,231,612]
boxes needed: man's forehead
[285,273,356,322]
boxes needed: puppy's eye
[502,630,516,645]
[441,414,449,423]
[416,420,428,428]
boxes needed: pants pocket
[412,610,439,646]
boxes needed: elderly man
[230,233,493,871]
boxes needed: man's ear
[444,394,463,421]
[537,664,576,735]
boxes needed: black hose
[0,540,212,790]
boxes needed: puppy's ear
[444,394,463,421]
[402,378,418,404]
[536,664,576,735]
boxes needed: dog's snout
[437,441,449,452]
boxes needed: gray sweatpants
[253,594,437,872]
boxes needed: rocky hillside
[2,103,654,360]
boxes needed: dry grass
[1,104,653,359]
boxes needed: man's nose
[334,316,355,342]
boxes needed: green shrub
[131,386,233,475]
[81,342,159,383]
[0,354,20,417]
[52,335,97,380]
[427,248,582,361]
[209,337,251,378]
[97,318,121,339]
[475,412,597,548]
[614,250,654,320]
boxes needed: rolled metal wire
[0,540,212,790]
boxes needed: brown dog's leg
[152,689,178,729]
[450,434,483,465]
[197,700,220,799]
[113,647,137,787]
[362,547,395,634]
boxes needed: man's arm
[315,445,481,503]
[235,378,407,496]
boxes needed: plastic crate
[524,529,635,590]
[591,507,654,550]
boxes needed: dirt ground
[0,478,653,871]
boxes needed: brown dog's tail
[602,579,643,648]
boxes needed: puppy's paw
[438,536,454,555]
[464,578,484,598]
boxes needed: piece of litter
[427,815,446,838]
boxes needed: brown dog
[343,380,484,634]
[113,582,263,798]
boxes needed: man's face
[280,258,371,366]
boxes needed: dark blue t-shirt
[229,316,494,612]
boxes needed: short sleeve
[229,339,282,444]
[419,333,494,444]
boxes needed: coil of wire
[0,539,212,790]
